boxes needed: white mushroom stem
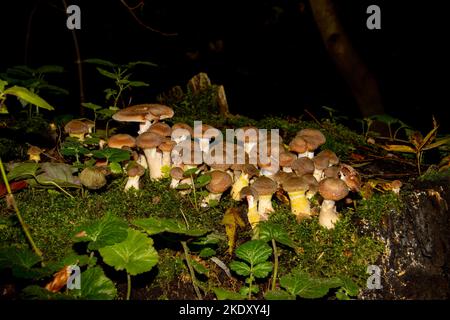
[143,148,163,180]
[170,178,181,189]
[297,151,309,158]
[282,167,293,173]
[124,175,140,191]
[287,190,310,218]
[319,199,339,229]
[162,151,172,168]
[174,135,189,144]
[246,195,259,229]
[313,168,324,182]
[138,120,153,135]
[201,192,222,207]
[231,173,249,201]
[260,168,278,177]
[258,194,274,215]
[137,154,148,169]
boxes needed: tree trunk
[309,0,384,117]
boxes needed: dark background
[0,0,447,132]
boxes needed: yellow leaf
[419,125,439,150]
[382,144,416,153]
[422,137,450,151]
[221,208,245,255]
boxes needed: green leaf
[229,261,251,277]
[99,229,158,276]
[3,86,54,110]
[192,233,224,245]
[73,266,117,300]
[133,217,208,237]
[195,174,212,188]
[339,276,359,297]
[212,288,245,300]
[183,167,198,177]
[126,61,158,68]
[81,102,102,111]
[84,58,117,67]
[96,67,117,80]
[264,290,296,300]
[235,240,272,266]
[128,81,149,87]
[0,246,43,279]
[280,271,342,299]
[369,114,400,125]
[73,214,128,250]
[258,222,296,249]
[36,65,64,74]
[91,148,130,163]
[191,259,209,275]
[252,261,273,278]
[0,79,8,91]
[199,247,216,258]
[38,84,69,95]
[109,162,123,174]
[32,162,80,188]
[22,285,73,300]
[6,162,39,181]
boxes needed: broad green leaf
[96,67,117,80]
[84,58,116,67]
[195,174,212,188]
[252,261,273,278]
[199,247,216,258]
[73,214,128,250]
[339,276,359,297]
[183,167,198,177]
[191,259,208,275]
[99,229,158,276]
[0,246,43,279]
[6,162,39,181]
[22,285,73,300]
[96,108,116,119]
[4,86,54,110]
[229,261,251,277]
[133,217,208,237]
[212,287,245,300]
[73,266,117,300]
[258,222,295,249]
[109,162,123,174]
[32,162,80,188]
[280,271,342,299]
[82,102,102,111]
[264,290,296,300]
[234,240,272,266]
[91,148,130,163]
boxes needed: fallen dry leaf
[45,265,72,293]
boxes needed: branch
[119,0,177,36]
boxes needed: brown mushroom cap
[126,162,145,177]
[316,149,339,166]
[240,186,258,200]
[170,167,184,180]
[64,119,90,135]
[136,132,164,149]
[172,123,193,138]
[289,136,307,154]
[252,176,277,196]
[296,129,326,151]
[272,171,295,186]
[79,167,107,190]
[112,104,174,123]
[313,154,331,170]
[323,165,340,178]
[279,151,297,168]
[319,177,349,201]
[236,126,259,143]
[301,174,319,192]
[193,124,221,139]
[206,170,232,193]
[148,122,172,137]
[108,134,136,149]
[282,176,310,193]
[291,157,315,176]
[158,138,177,152]
[27,145,43,156]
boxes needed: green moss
[418,167,450,182]
[355,192,402,227]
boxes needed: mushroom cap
[316,149,339,166]
[296,128,326,148]
[319,177,349,201]
[236,126,259,143]
[271,171,294,186]
[170,166,184,180]
[240,186,258,200]
[148,122,172,137]
[112,104,173,123]
[282,175,310,193]
[242,164,259,177]
[193,124,221,139]
[289,136,307,154]
[27,145,43,156]
[291,157,315,176]
[158,138,177,152]
[301,174,319,192]
[108,134,136,149]
[79,167,107,190]
[279,151,297,168]
[323,165,340,178]
[64,119,90,135]
[252,176,277,196]
[206,170,232,193]
[313,154,331,170]
[126,162,145,177]
[136,131,164,149]
[172,123,193,136]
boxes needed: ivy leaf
[229,261,251,277]
[99,229,158,276]
[264,289,296,300]
[72,266,117,300]
[252,261,273,278]
[73,213,128,250]
[212,288,245,300]
[258,222,295,249]
[234,240,272,266]
[133,217,208,237]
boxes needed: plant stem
[271,239,278,291]
[190,174,198,211]
[248,275,253,300]
[181,241,202,300]
[0,158,42,257]
[126,273,131,300]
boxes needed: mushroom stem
[319,199,339,229]
[231,173,249,201]
[287,190,310,219]
[70,133,86,141]
[138,120,153,135]
[124,175,140,191]
[313,168,324,181]
[198,138,211,153]
[201,192,222,207]
[143,148,163,180]
[258,194,274,215]
[282,167,292,173]
[170,178,181,189]
[29,154,41,163]
[162,151,171,168]
[246,195,259,229]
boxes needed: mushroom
[251,176,278,215]
[148,122,172,137]
[291,157,315,176]
[124,162,145,191]
[79,167,107,190]
[235,126,259,155]
[202,170,232,206]
[27,145,43,162]
[112,104,174,135]
[107,134,136,149]
[296,128,326,158]
[279,151,297,173]
[301,174,319,199]
[240,186,261,229]
[169,166,184,188]
[136,132,164,180]
[282,175,311,220]
[230,164,259,201]
[318,177,349,229]
[323,165,340,179]
[289,135,308,158]
[64,119,90,141]
[171,123,193,144]
[158,138,177,168]
[313,150,339,181]
[339,163,361,192]
[193,123,221,154]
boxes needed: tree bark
[309,0,384,117]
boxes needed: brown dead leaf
[222,208,245,255]
[45,265,72,293]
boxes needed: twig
[304,109,323,127]
[119,0,177,36]
[181,241,203,300]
